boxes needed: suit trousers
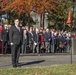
[45,42,50,53]
[29,40,33,52]
[4,41,8,53]
[51,43,55,53]
[33,43,39,53]
[22,40,27,54]
[11,44,21,67]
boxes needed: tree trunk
[43,13,45,29]
[40,13,45,29]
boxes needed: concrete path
[0,54,76,69]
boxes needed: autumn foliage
[33,0,58,14]
[0,0,58,15]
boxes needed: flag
[66,12,71,27]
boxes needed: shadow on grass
[19,60,45,66]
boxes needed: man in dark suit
[9,19,23,68]
[44,29,51,53]
[1,25,9,54]
[22,29,27,54]
[28,27,34,53]
[33,28,39,53]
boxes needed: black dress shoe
[13,65,17,68]
[17,64,21,67]
[17,66,21,68]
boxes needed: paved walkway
[0,53,76,69]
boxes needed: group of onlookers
[0,24,76,54]
[0,19,75,68]
[21,26,74,54]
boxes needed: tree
[0,0,34,25]
[33,0,58,14]
[0,0,58,27]
[0,0,33,15]
[47,0,72,30]
[33,0,58,28]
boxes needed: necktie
[17,26,20,32]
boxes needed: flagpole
[70,0,75,64]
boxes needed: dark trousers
[11,44,21,67]
[4,41,8,53]
[45,42,50,53]
[29,40,33,52]
[33,43,39,53]
[22,40,27,54]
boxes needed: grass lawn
[0,64,76,75]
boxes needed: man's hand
[34,42,37,45]
[49,39,50,41]
[10,42,14,46]
[0,39,3,41]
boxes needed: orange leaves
[0,0,9,12]
[0,0,58,15]
[33,0,47,13]
[24,0,33,15]
[0,0,33,15]
[33,0,58,14]
[0,0,8,13]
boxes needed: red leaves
[0,0,58,15]
[33,0,58,14]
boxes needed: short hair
[14,19,19,22]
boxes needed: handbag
[59,43,64,48]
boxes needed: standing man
[22,29,27,54]
[1,25,9,54]
[0,25,3,53]
[28,27,34,53]
[45,29,51,53]
[33,28,39,53]
[9,19,23,68]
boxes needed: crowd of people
[0,22,76,54]
[0,19,76,68]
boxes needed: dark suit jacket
[44,32,51,42]
[33,32,39,43]
[9,25,23,45]
[28,32,34,41]
[2,29,9,42]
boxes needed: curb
[0,53,70,57]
